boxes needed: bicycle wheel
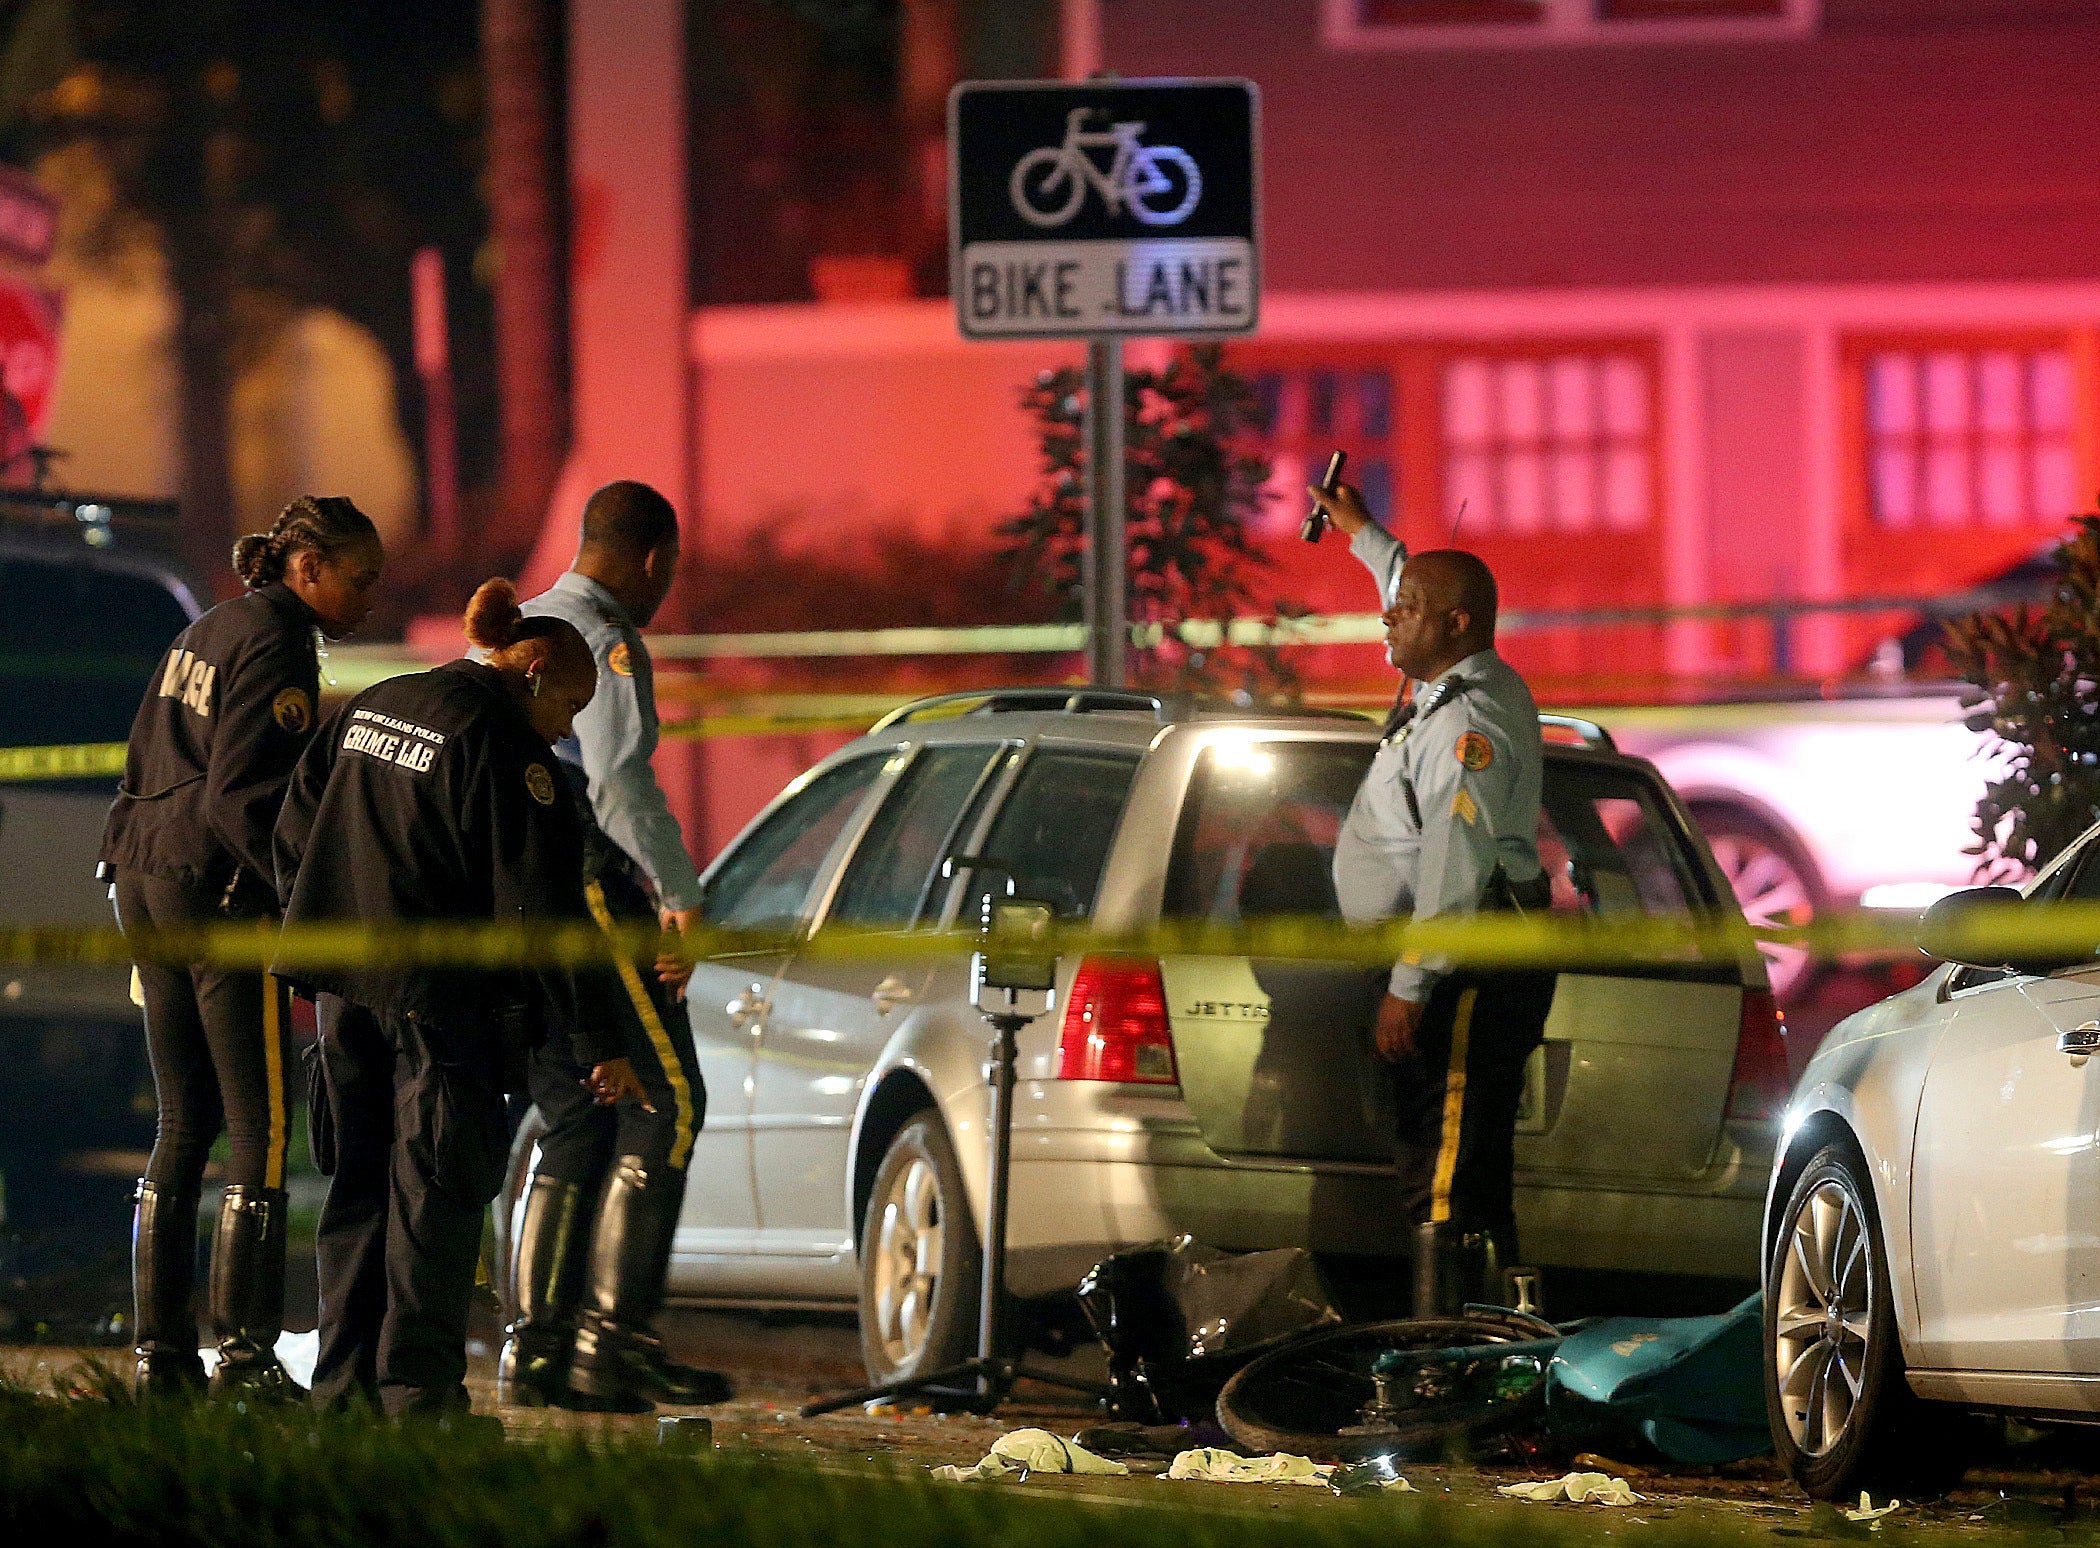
[1217,1313,1557,1463]
[1009,147,1085,227]
[1127,145,1202,225]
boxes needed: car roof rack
[869,690,1379,735]
[871,689,1177,732]
[1539,713,1617,752]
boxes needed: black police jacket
[99,583,321,904]
[272,659,621,1067]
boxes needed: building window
[1863,347,2078,531]
[1440,352,1652,535]
[1327,0,1814,47]
[1249,366,1398,540]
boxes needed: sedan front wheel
[1765,1142,1963,1499]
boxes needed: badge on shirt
[1455,731,1494,771]
[525,763,557,806]
[271,687,313,734]
[607,642,635,677]
[1451,787,1480,826]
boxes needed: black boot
[132,1179,205,1398]
[496,1175,588,1407]
[1411,1222,1499,1318]
[207,1186,305,1403]
[568,1158,733,1411]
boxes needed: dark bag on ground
[1077,1235,1341,1424]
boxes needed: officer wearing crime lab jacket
[273,579,647,1417]
[1305,481,1555,1319]
[101,495,383,1401]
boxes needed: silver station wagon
[501,689,1789,1384]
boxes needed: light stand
[802,897,1109,1418]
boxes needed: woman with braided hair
[100,495,383,1400]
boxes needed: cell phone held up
[1301,450,1347,543]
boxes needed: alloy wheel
[1707,828,1817,1001]
[869,1152,946,1368]
[1772,1176,1874,1458]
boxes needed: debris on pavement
[1842,1494,1903,1525]
[1328,1454,1418,1496]
[929,1428,1132,1483]
[1165,1448,1333,1486]
[1497,1470,1643,1505]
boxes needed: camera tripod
[801,989,1108,1418]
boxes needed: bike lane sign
[948,79,1259,341]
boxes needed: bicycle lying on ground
[1215,1307,1569,1463]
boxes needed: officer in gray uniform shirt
[498,480,729,1411]
[1306,480,1557,1318]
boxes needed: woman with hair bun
[100,495,383,1401]
[273,578,646,1418]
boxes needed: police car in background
[0,498,200,1193]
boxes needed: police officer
[1307,481,1555,1317]
[274,580,648,1417]
[101,496,383,1399]
[497,480,726,1412]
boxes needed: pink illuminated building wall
[557,0,2100,857]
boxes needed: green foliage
[0,1382,1791,1548]
[1944,512,2100,878]
[999,343,1304,705]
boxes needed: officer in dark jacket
[101,495,382,1399]
[274,579,647,1417]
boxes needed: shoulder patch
[524,763,557,806]
[271,687,313,734]
[607,641,635,677]
[1451,787,1480,826]
[1455,731,1494,771]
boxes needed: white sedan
[1762,833,2100,1498]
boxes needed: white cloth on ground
[1497,1471,1642,1505]
[929,1428,1132,1483]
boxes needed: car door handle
[871,975,913,1015]
[2059,1022,2100,1064]
[726,983,769,1027]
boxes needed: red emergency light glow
[1056,956,1179,1085]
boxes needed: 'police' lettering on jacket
[157,649,218,718]
[342,708,445,773]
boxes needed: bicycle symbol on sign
[1008,108,1203,228]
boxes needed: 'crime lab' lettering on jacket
[342,708,446,773]
[1331,522,1547,1005]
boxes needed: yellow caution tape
[0,902,2087,975]
[0,742,127,781]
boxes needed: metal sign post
[949,77,1260,687]
[1083,337,1126,686]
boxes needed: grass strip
[0,1382,2011,1548]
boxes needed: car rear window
[1165,740,1373,920]
[961,749,1139,920]
[1542,759,1708,916]
[0,555,192,749]
[1163,739,1711,923]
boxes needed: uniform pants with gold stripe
[527,862,706,1185]
[1388,968,1557,1246]
[114,870,292,1193]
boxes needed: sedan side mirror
[1917,885,2077,977]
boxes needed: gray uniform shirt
[522,572,703,912]
[1332,523,1546,1002]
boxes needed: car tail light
[1057,956,1179,1084]
[1726,986,1792,1121]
